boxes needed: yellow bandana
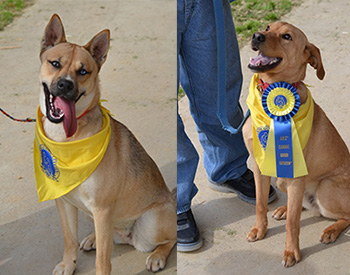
[246,74,314,178]
[34,105,111,202]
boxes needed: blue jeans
[177,0,249,214]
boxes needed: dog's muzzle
[42,82,79,138]
[248,32,282,72]
[251,32,266,51]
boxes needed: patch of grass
[178,86,185,99]
[231,0,302,47]
[226,229,237,236]
[0,0,31,31]
[215,227,237,237]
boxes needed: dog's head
[248,22,325,84]
[39,14,110,138]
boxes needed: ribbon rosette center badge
[265,86,296,117]
[261,82,304,178]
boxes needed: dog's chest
[62,174,98,216]
[43,119,67,142]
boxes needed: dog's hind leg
[146,240,176,272]
[53,198,79,275]
[80,229,133,252]
[320,219,350,244]
[272,205,288,220]
[133,201,176,272]
[80,232,96,251]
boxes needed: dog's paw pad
[52,261,76,275]
[272,206,287,220]
[146,253,166,272]
[282,250,301,267]
[320,229,338,244]
[246,227,266,242]
[80,233,96,251]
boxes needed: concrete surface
[178,0,350,274]
[1,0,350,274]
[0,1,176,274]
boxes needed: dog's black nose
[251,32,266,51]
[57,79,74,93]
[252,32,266,43]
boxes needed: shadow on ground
[0,203,176,274]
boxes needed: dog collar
[77,109,90,119]
[77,99,109,120]
[258,78,300,93]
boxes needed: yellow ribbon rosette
[246,74,314,178]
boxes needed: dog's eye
[49,60,61,69]
[78,69,88,76]
[282,34,292,41]
[265,25,270,31]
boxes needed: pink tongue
[54,97,77,138]
[250,53,275,66]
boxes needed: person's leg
[177,0,200,215]
[177,0,203,252]
[177,113,199,214]
[180,0,247,183]
[180,0,276,204]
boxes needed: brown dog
[243,22,350,267]
[36,14,176,274]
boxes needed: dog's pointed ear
[305,43,325,80]
[41,14,66,55]
[84,30,110,69]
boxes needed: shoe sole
[177,238,203,253]
[207,181,277,205]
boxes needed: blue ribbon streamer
[262,82,301,178]
[274,118,294,178]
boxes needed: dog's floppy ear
[306,43,325,80]
[84,30,110,69]
[40,14,66,55]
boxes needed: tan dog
[243,22,350,267]
[37,14,176,274]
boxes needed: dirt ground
[178,0,350,274]
[0,1,176,274]
[1,0,350,274]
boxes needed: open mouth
[43,83,64,123]
[43,83,77,138]
[248,52,282,72]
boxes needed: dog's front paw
[146,252,166,272]
[282,249,301,267]
[272,205,287,220]
[52,261,76,275]
[246,226,266,242]
[80,233,96,251]
[320,227,340,244]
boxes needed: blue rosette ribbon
[261,82,301,178]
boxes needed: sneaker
[177,209,203,252]
[207,169,277,204]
